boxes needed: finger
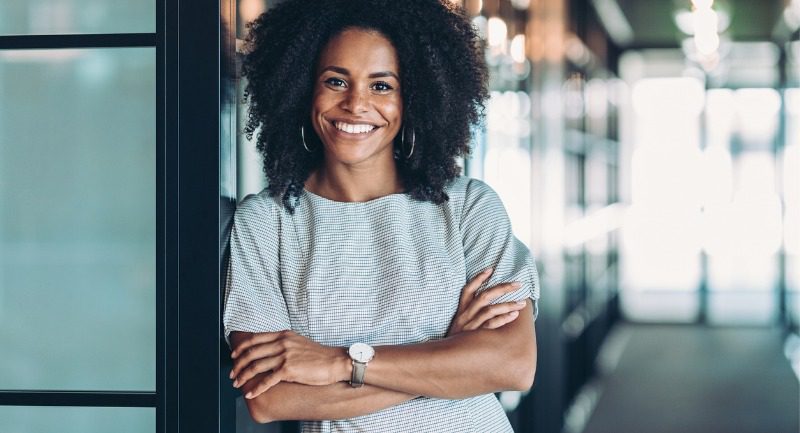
[464,282,522,319]
[459,268,493,308]
[234,355,284,388]
[244,371,283,399]
[231,341,285,379]
[480,310,520,329]
[231,331,288,358]
[231,338,287,377]
[463,300,526,331]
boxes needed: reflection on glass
[0,406,154,433]
[0,0,154,35]
[0,48,155,390]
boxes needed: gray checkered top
[223,176,540,432]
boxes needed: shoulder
[233,188,283,228]
[441,176,507,228]
[444,176,499,200]
[444,176,503,212]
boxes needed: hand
[229,330,349,399]
[447,268,527,336]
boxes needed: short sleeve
[222,193,291,345]
[461,179,541,320]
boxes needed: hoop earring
[300,126,312,153]
[401,126,415,159]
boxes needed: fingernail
[484,268,493,274]
[233,380,239,388]
[510,311,519,316]
[515,300,526,305]
[512,282,522,288]
[245,392,253,399]
[229,371,234,379]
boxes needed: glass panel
[0,406,154,433]
[0,0,154,35]
[0,48,155,390]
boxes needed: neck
[306,160,403,203]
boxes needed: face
[311,28,403,168]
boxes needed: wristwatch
[348,342,375,388]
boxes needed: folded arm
[232,300,535,403]
[231,331,417,423]
[229,276,537,423]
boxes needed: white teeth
[334,121,376,134]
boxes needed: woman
[223,0,540,431]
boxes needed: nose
[341,88,369,114]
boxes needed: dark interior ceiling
[616,0,786,48]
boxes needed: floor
[583,324,800,433]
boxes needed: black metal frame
[0,1,229,432]
[160,0,177,430]
[0,33,155,49]
[0,391,156,408]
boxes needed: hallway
[584,325,799,433]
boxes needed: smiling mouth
[332,121,378,134]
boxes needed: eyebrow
[321,66,399,80]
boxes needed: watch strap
[350,360,367,388]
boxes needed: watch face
[348,342,375,363]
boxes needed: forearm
[242,379,416,423]
[358,302,537,399]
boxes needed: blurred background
[1,0,799,432]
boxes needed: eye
[371,81,394,92]
[324,77,347,88]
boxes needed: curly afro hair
[240,0,489,210]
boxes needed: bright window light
[785,145,800,207]
[783,145,800,255]
[705,89,735,148]
[632,77,705,119]
[703,152,783,257]
[785,207,800,255]
[735,88,781,142]
[631,145,703,208]
[700,146,733,206]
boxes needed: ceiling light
[691,0,714,9]
[695,31,720,55]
